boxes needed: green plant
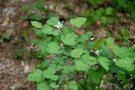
[83,7,117,26]
[88,0,105,5]
[21,0,46,21]
[111,0,135,18]
[28,17,135,90]
[115,28,131,45]
[0,33,10,43]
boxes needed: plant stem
[83,73,89,90]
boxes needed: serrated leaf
[61,33,77,46]
[37,82,50,90]
[79,32,93,42]
[116,57,135,71]
[31,21,42,28]
[82,55,97,65]
[47,42,61,54]
[43,68,56,75]
[71,48,83,58]
[116,47,135,58]
[100,45,113,58]
[105,37,120,55]
[42,25,53,34]
[70,17,86,28]
[47,17,59,26]
[43,67,58,81]
[65,81,78,90]
[62,66,75,73]
[89,69,105,85]
[50,82,59,88]
[42,25,59,35]
[75,60,90,71]
[98,57,110,71]
[28,69,43,82]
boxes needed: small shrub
[28,17,135,90]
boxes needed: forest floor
[0,0,135,90]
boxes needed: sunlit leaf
[31,21,42,28]
[28,69,43,82]
[70,17,86,28]
[71,48,83,58]
[47,42,61,54]
[61,33,77,46]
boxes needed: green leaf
[43,67,58,81]
[37,82,50,90]
[42,25,53,34]
[75,60,90,71]
[0,38,3,43]
[2,33,10,39]
[61,33,77,46]
[116,57,135,71]
[131,11,135,19]
[42,25,59,35]
[31,21,43,28]
[82,55,97,66]
[105,37,119,55]
[105,7,113,15]
[65,81,78,90]
[100,45,113,58]
[70,17,87,28]
[71,48,83,58]
[62,65,75,73]
[94,39,104,49]
[79,32,93,42]
[43,67,56,75]
[116,47,135,58]
[50,82,59,88]
[47,42,61,54]
[47,17,59,26]
[28,69,43,82]
[98,57,110,71]
[118,0,126,7]
[89,0,104,5]
[89,69,105,85]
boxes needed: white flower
[113,58,117,62]
[95,50,100,55]
[90,37,95,40]
[55,21,63,29]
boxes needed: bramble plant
[28,17,135,90]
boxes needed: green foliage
[0,33,10,43]
[83,7,115,26]
[28,69,43,82]
[31,21,43,28]
[21,0,46,21]
[89,0,104,5]
[28,17,135,90]
[64,81,78,90]
[71,48,83,58]
[37,82,50,90]
[46,17,59,26]
[70,17,87,28]
[61,33,77,46]
[98,57,110,71]
[116,28,131,45]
